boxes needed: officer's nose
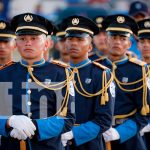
[25,40,32,46]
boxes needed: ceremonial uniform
[96,14,150,150]
[137,18,150,150]
[0,13,75,150]
[61,15,115,150]
[89,16,107,61]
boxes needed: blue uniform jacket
[0,60,75,150]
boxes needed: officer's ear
[88,37,93,52]
[44,35,50,51]
[11,39,17,51]
[127,38,132,49]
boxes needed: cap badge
[0,22,6,29]
[72,18,79,25]
[144,21,150,28]
[117,16,125,23]
[24,14,33,22]
[96,17,103,23]
[135,3,142,9]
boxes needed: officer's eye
[19,37,25,41]
[78,38,84,41]
[31,37,37,40]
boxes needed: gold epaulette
[0,61,15,70]
[51,60,69,68]
[94,56,106,62]
[129,58,146,66]
[93,61,108,70]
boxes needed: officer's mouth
[69,48,79,53]
[24,49,34,52]
[0,50,6,53]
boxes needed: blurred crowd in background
[0,0,150,60]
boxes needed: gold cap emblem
[72,18,79,25]
[144,21,150,28]
[0,22,6,29]
[96,17,103,24]
[117,16,125,23]
[24,14,33,22]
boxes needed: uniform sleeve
[35,67,75,141]
[0,117,9,136]
[73,69,115,146]
[115,65,150,143]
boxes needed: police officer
[61,15,115,150]
[128,1,149,59]
[0,20,16,68]
[0,13,75,150]
[95,14,150,150]
[137,18,150,150]
[55,22,70,64]
[89,15,108,61]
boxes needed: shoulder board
[94,56,106,62]
[51,60,69,68]
[0,61,15,70]
[129,58,146,66]
[93,61,108,70]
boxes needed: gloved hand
[140,124,150,136]
[103,127,120,142]
[10,128,28,140]
[8,115,36,138]
[61,131,73,147]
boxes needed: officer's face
[93,31,108,55]
[66,37,92,59]
[16,34,48,60]
[139,38,150,59]
[106,35,131,57]
[0,40,16,59]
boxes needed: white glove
[8,115,36,138]
[61,131,73,147]
[10,128,28,140]
[140,124,150,136]
[103,127,120,142]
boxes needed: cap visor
[16,29,44,35]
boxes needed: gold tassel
[101,95,105,105]
[141,107,147,116]
[145,104,149,113]
[20,140,26,150]
[104,92,109,102]
[60,107,68,117]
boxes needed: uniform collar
[105,56,128,66]
[20,58,45,67]
[70,59,91,69]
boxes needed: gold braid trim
[114,109,137,119]
[0,61,15,70]
[112,63,149,115]
[72,65,114,105]
[27,66,73,117]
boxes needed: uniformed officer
[61,15,115,150]
[95,14,150,150]
[0,20,16,68]
[128,1,149,59]
[89,15,108,61]
[55,21,70,64]
[137,18,150,149]
[0,13,75,150]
